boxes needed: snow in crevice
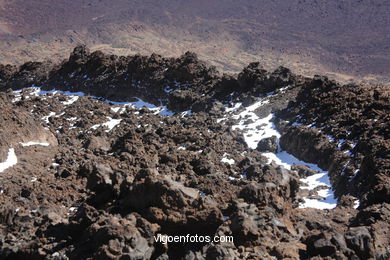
[96,117,122,132]
[292,122,303,126]
[42,112,56,124]
[340,160,350,176]
[55,112,65,118]
[91,117,122,132]
[0,148,18,173]
[20,142,50,147]
[224,102,242,113]
[180,110,192,117]
[353,199,360,209]
[62,96,79,105]
[308,126,359,158]
[337,139,346,149]
[66,117,78,122]
[349,169,360,182]
[103,97,173,116]
[111,107,121,113]
[261,150,336,209]
[229,96,337,210]
[264,85,291,97]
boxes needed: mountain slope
[0,0,389,84]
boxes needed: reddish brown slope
[0,0,389,84]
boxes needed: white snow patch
[12,96,21,103]
[177,146,186,151]
[225,102,242,113]
[337,139,346,149]
[0,148,18,173]
[277,85,290,93]
[105,97,174,116]
[340,160,350,176]
[349,169,360,181]
[299,198,336,210]
[35,88,85,97]
[62,96,79,105]
[325,135,334,143]
[181,110,192,117]
[216,118,226,123]
[353,200,360,209]
[292,122,303,126]
[91,124,99,130]
[301,172,332,190]
[111,107,121,113]
[221,153,235,165]
[42,112,56,124]
[91,117,122,132]
[15,87,175,116]
[20,142,50,147]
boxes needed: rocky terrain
[1,0,389,85]
[0,46,389,259]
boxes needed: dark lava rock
[86,136,111,152]
[345,227,375,259]
[256,136,278,153]
[167,90,200,111]
[238,63,296,95]
[191,158,216,176]
[280,126,339,170]
[291,164,319,178]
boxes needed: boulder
[345,227,375,259]
[256,136,278,153]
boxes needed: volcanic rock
[0,47,388,259]
[256,136,278,153]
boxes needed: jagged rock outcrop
[237,62,296,95]
[278,76,390,207]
